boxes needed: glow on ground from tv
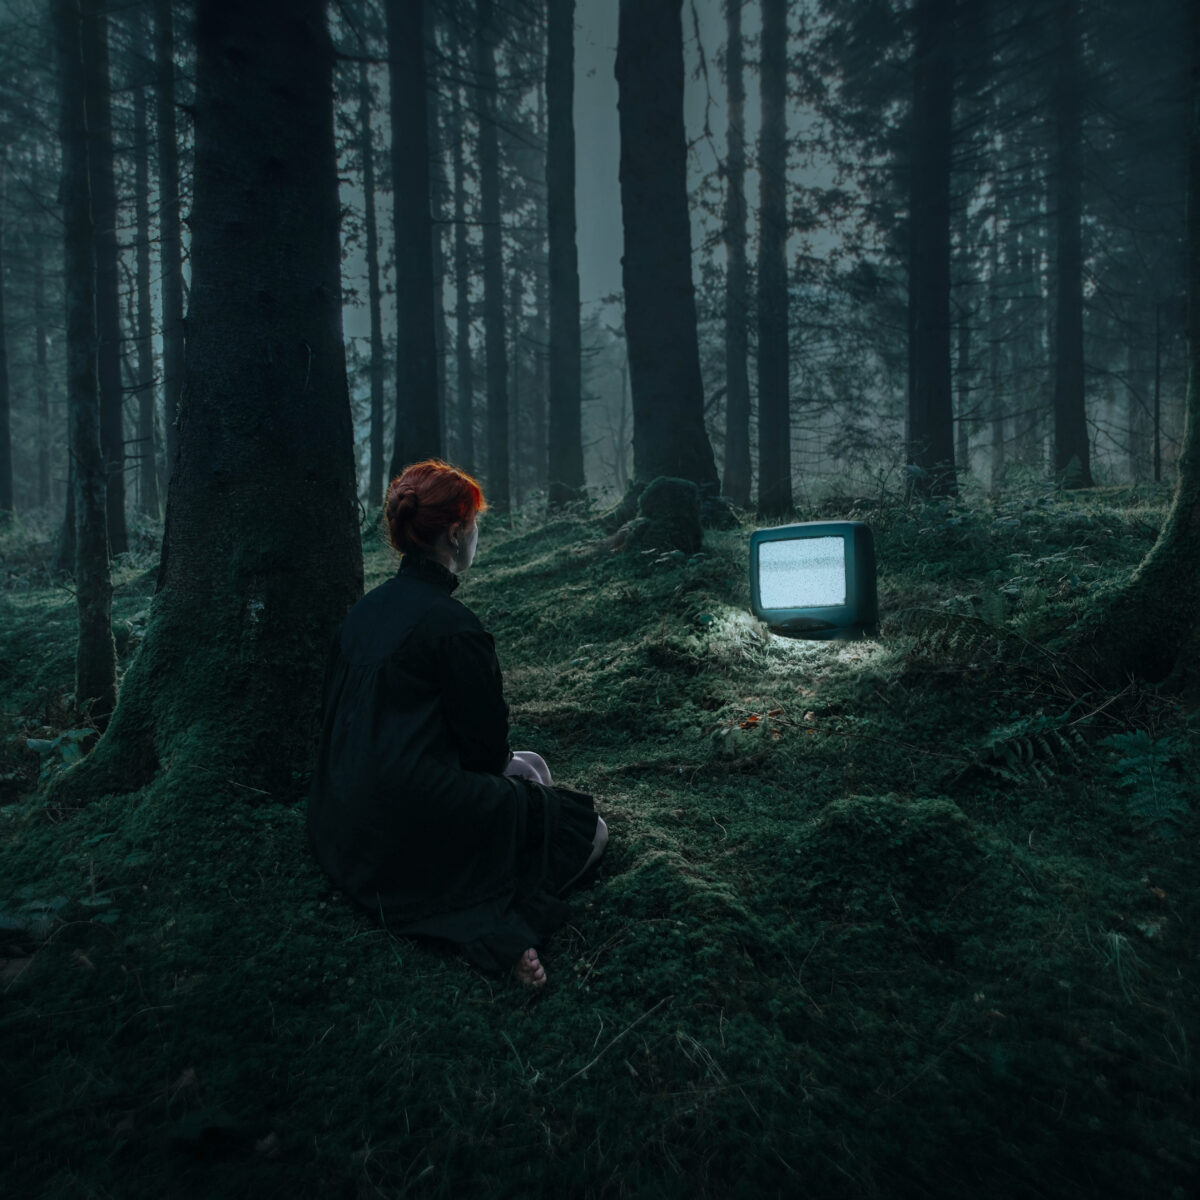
[758,537,846,609]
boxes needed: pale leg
[504,749,553,786]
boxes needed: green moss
[1,491,1198,1198]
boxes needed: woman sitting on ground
[307,459,607,988]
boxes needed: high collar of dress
[398,552,459,594]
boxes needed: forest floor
[1,482,1197,1199]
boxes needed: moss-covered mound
[1,486,1197,1199]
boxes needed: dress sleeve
[436,628,513,774]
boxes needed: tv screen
[750,521,878,639]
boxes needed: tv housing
[749,520,878,639]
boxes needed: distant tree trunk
[1074,0,1200,683]
[955,301,971,473]
[34,159,51,508]
[907,0,958,498]
[61,0,363,798]
[451,80,475,472]
[1052,0,1093,487]
[0,157,12,523]
[615,0,720,492]
[533,263,549,495]
[1154,300,1163,482]
[756,0,790,514]
[55,0,116,723]
[428,28,449,454]
[722,0,751,509]
[477,0,510,510]
[357,56,386,505]
[546,0,584,509]
[386,0,441,475]
[509,268,523,507]
[82,0,127,554]
[155,0,184,494]
[133,17,160,519]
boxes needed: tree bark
[955,300,971,472]
[477,0,510,510]
[1052,0,1093,487]
[0,156,11,523]
[907,0,958,498]
[386,0,442,476]
[546,0,584,509]
[155,0,184,497]
[34,148,51,509]
[509,268,523,508]
[61,0,362,798]
[722,0,751,509]
[356,56,386,505]
[428,26,450,456]
[55,0,117,723]
[756,0,791,514]
[82,0,127,554]
[615,0,719,492]
[451,79,475,473]
[133,11,160,519]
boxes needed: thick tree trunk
[546,0,584,509]
[386,0,441,476]
[451,81,475,472]
[55,0,116,723]
[357,57,386,505]
[0,157,11,523]
[155,0,184,496]
[907,0,958,498]
[756,0,791,514]
[133,21,160,519]
[61,0,362,799]
[615,0,719,492]
[477,0,510,510]
[82,0,127,555]
[722,0,751,509]
[1052,0,1093,487]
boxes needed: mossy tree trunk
[546,0,585,510]
[62,0,362,799]
[1077,1,1200,683]
[907,0,958,499]
[615,0,720,494]
[55,0,116,723]
[386,0,442,476]
[722,0,751,510]
[756,0,791,515]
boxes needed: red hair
[384,459,487,555]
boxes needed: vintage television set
[749,521,878,639]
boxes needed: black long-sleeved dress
[307,552,598,973]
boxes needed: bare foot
[514,947,546,990]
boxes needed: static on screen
[758,537,846,609]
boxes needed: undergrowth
[1,484,1197,1199]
